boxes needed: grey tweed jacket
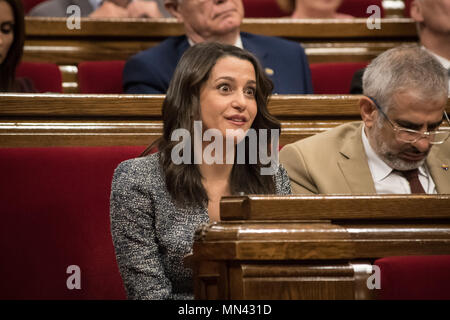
[110,152,291,300]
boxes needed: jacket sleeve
[122,55,166,94]
[279,144,319,194]
[110,160,172,299]
[298,44,314,94]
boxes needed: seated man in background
[281,46,450,194]
[29,0,170,18]
[277,0,353,19]
[350,0,450,93]
[123,0,313,94]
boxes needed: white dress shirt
[361,126,437,194]
[187,35,244,49]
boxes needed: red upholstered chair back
[375,255,450,300]
[21,0,46,14]
[404,0,413,17]
[16,62,63,93]
[243,0,285,17]
[243,0,384,18]
[78,61,126,94]
[338,0,384,17]
[310,62,368,94]
[0,146,146,299]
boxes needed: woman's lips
[225,116,247,127]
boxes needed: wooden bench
[191,195,450,299]
[24,17,418,92]
[1,94,448,148]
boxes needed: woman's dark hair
[0,0,25,92]
[143,42,280,207]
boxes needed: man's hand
[126,0,163,18]
[88,1,128,18]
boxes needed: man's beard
[377,140,427,171]
[372,121,429,171]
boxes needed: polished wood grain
[23,18,418,92]
[191,195,450,299]
[1,94,448,147]
[219,194,450,220]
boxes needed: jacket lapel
[241,33,276,86]
[337,123,377,194]
[427,146,450,193]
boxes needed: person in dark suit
[123,0,313,94]
[28,0,170,18]
[111,42,291,299]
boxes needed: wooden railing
[190,195,450,299]
[24,17,418,92]
[1,94,448,148]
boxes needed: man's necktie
[397,169,426,194]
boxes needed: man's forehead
[392,89,447,106]
[389,91,446,117]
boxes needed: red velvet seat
[16,62,63,93]
[243,0,384,18]
[404,0,413,17]
[310,62,368,94]
[243,0,285,17]
[375,255,450,300]
[0,146,146,299]
[21,0,46,14]
[78,61,126,94]
[338,0,384,17]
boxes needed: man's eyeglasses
[366,96,450,145]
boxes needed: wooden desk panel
[191,195,450,300]
[1,95,448,147]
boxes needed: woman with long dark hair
[0,0,35,92]
[110,42,291,299]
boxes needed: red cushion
[243,0,384,18]
[404,0,413,17]
[375,255,450,300]
[338,0,384,18]
[16,62,63,93]
[310,62,368,94]
[78,61,126,94]
[243,0,285,17]
[0,146,146,299]
[21,0,46,14]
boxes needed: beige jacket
[280,122,450,194]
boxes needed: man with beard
[280,46,450,194]
[350,0,450,93]
[122,0,313,94]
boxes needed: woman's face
[0,1,14,65]
[199,55,258,143]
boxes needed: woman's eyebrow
[214,76,235,82]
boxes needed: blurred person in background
[123,0,313,94]
[350,0,450,93]
[28,0,171,18]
